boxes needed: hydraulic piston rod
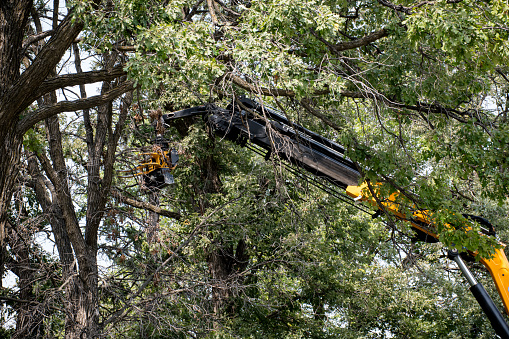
[448,250,509,338]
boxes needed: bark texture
[0,2,131,338]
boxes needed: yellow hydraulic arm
[158,98,509,336]
[346,184,509,336]
[118,150,176,178]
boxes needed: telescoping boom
[133,97,509,337]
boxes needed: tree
[0,1,134,337]
[116,0,509,336]
[3,0,509,337]
[121,0,509,252]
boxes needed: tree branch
[229,74,329,97]
[114,45,136,52]
[213,0,241,16]
[377,0,412,14]
[377,0,457,14]
[16,81,134,134]
[207,0,219,24]
[0,295,33,304]
[0,11,83,123]
[111,189,181,220]
[300,98,345,132]
[22,30,54,49]
[334,89,487,131]
[103,199,238,328]
[184,0,206,21]
[33,66,127,100]
[337,28,388,51]
[311,27,388,55]
[333,28,389,53]
[496,68,509,84]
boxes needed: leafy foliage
[5,0,509,337]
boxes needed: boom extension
[149,98,509,334]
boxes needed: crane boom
[150,97,509,336]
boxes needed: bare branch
[33,66,127,100]
[16,81,134,134]
[115,45,136,52]
[0,295,32,304]
[52,0,59,29]
[72,43,94,149]
[22,30,54,49]
[184,0,206,21]
[103,198,239,328]
[213,0,241,16]
[111,189,181,220]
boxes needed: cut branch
[111,189,181,220]
[115,45,136,52]
[16,81,134,134]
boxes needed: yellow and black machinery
[134,97,509,337]
[119,136,179,188]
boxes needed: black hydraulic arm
[448,250,509,338]
[163,99,509,337]
[164,98,361,189]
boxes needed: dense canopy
[0,0,508,337]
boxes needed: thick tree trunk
[208,246,234,316]
[0,1,28,278]
[197,140,249,319]
[71,252,99,339]
[0,1,31,96]
[207,239,249,317]
[0,128,23,284]
[0,2,130,337]
[0,1,31,264]
[44,114,102,339]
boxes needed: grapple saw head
[118,137,179,189]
